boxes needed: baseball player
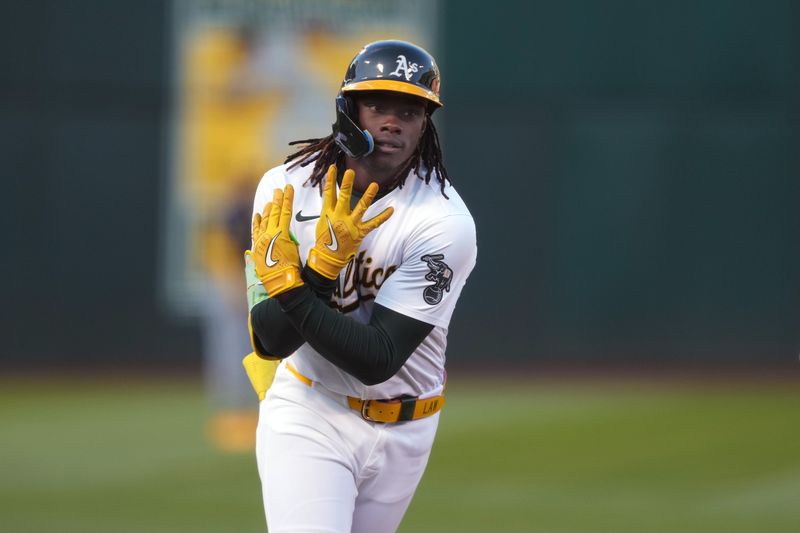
[244,40,477,533]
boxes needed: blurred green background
[1,0,798,531]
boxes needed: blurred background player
[184,25,276,451]
[182,21,372,452]
[199,176,258,452]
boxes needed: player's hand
[251,185,304,297]
[308,164,394,279]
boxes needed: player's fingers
[259,199,275,233]
[323,164,337,212]
[256,199,275,234]
[261,198,274,219]
[360,206,394,234]
[280,185,294,234]
[252,212,262,240]
[336,169,355,215]
[268,188,283,230]
[351,182,379,221]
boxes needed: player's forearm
[250,298,305,358]
[277,286,433,386]
[250,266,339,358]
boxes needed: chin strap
[332,95,374,159]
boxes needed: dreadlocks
[284,116,450,198]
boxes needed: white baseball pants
[256,363,440,533]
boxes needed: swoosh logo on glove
[325,216,339,252]
[295,210,320,222]
[265,232,281,267]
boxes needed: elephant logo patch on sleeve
[421,254,453,305]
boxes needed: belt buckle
[360,400,381,423]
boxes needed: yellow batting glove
[251,185,304,297]
[308,165,394,279]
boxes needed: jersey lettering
[334,250,398,310]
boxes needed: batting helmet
[332,40,442,159]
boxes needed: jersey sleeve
[375,214,477,328]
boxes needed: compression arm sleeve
[250,299,303,358]
[250,266,338,358]
[276,286,434,386]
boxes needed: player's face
[356,92,427,171]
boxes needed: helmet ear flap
[342,94,355,117]
[332,93,374,159]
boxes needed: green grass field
[1,375,798,532]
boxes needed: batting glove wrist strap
[258,266,303,297]
[307,248,349,280]
[308,164,393,280]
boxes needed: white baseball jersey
[252,161,477,400]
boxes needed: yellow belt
[286,362,445,423]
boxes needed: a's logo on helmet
[390,54,419,81]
